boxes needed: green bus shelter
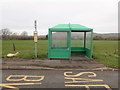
[48,24,93,59]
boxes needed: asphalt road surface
[1,70,119,90]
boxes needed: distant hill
[94,33,118,37]
[93,33,119,40]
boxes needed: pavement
[2,57,118,70]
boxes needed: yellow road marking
[0,83,41,89]
[85,86,90,90]
[64,72,112,90]
[2,75,45,88]
[65,81,103,83]
[65,77,103,81]
[65,84,112,90]
[65,77,103,83]
[64,72,103,83]
[64,72,97,77]
[6,75,44,81]
[0,84,18,89]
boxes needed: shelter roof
[49,24,93,32]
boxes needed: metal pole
[35,42,37,58]
[84,32,86,48]
[35,20,37,32]
[34,20,38,58]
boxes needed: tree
[21,31,28,36]
[12,33,18,36]
[10,33,18,40]
[0,28,12,40]
[93,36,103,40]
[46,34,48,39]
[1,28,12,36]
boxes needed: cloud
[0,0,118,35]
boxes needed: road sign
[34,31,37,43]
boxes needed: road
[1,70,119,89]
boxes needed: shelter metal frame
[48,24,93,59]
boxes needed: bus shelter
[48,24,93,59]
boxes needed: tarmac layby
[1,70,119,90]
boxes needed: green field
[2,40,119,68]
[2,40,48,59]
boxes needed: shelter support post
[48,30,51,59]
[89,31,93,59]
[84,32,86,48]
[69,31,72,59]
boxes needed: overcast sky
[0,0,119,35]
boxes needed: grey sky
[0,0,118,35]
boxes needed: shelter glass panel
[86,32,91,49]
[71,32,84,47]
[51,31,69,49]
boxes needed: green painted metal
[49,49,71,59]
[49,24,93,32]
[48,30,51,59]
[84,32,86,48]
[71,47,85,55]
[89,31,93,59]
[48,30,71,59]
[85,31,93,59]
[48,24,93,59]
[67,31,72,59]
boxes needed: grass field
[2,40,119,68]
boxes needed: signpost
[34,20,38,58]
